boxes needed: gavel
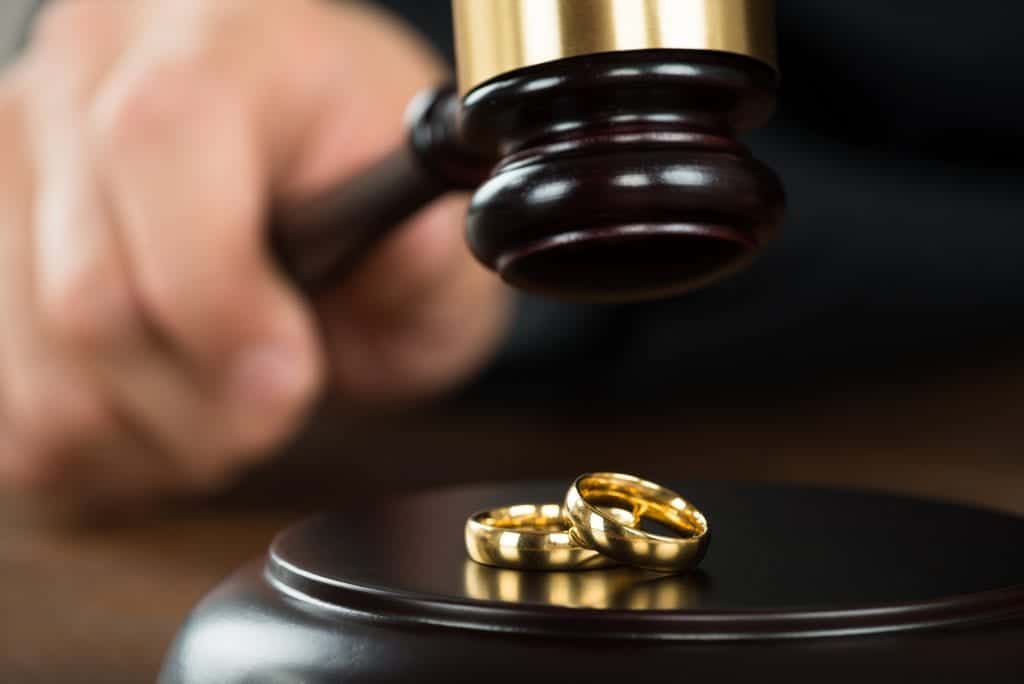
[273,0,784,302]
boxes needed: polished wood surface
[2,360,1023,683]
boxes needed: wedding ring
[565,473,710,573]
[465,504,619,571]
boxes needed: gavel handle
[271,144,447,293]
[270,84,490,295]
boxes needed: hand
[0,0,510,508]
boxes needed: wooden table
[2,360,1023,683]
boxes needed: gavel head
[450,0,784,302]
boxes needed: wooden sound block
[159,482,1024,683]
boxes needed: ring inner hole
[484,505,635,533]
[485,511,566,533]
[579,482,704,538]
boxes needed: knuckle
[58,387,116,446]
[132,270,193,340]
[9,382,112,458]
[4,383,111,493]
[39,266,139,350]
[90,57,221,149]
[226,395,318,463]
[194,340,323,478]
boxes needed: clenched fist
[0,0,509,507]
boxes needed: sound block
[160,482,1024,683]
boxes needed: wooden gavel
[273,0,785,302]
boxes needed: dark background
[374,0,1024,408]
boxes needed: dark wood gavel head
[275,0,784,303]
[459,51,782,302]
[453,0,783,301]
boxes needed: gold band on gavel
[452,0,778,95]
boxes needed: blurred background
[460,0,1024,406]
[254,0,1024,501]
[1,1,1023,681]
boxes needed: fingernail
[229,341,310,408]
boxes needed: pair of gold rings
[465,473,709,574]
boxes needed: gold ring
[464,503,619,571]
[564,473,710,573]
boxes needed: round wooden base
[160,482,1024,682]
